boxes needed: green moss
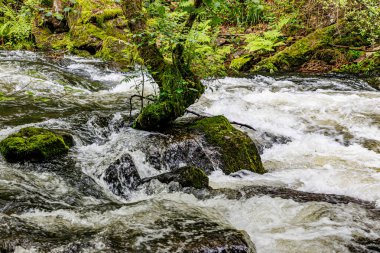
[230,55,252,71]
[134,101,183,131]
[95,36,138,69]
[87,9,123,27]
[338,53,380,75]
[0,127,73,163]
[253,25,335,72]
[191,116,266,175]
[32,0,135,66]
[179,166,209,189]
[345,50,365,62]
[0,92,16,101]
[76,0,120,22]
[149,166,209,189]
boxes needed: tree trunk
[121,0,204,131]
[52,0,63,13]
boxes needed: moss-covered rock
[134,101,183,131]
[190,116,266,175]
[144,166,209,189]
[0,127,73,163]
[253,25,336,73]
[32,0,138,69]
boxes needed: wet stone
[142,166,209,190]
[0,127,74,163]
[103,154,141,198]
[162,138,217,174]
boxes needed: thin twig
[185,109,257,131]
[185,109,203,117]
[140,65,145,110]
[230,121,257,131]
[128,94,156,120]
[7,81,33,96]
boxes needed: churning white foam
[192,76,380,203]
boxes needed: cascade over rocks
[103,154,141,198]
[103,116,265,198]
[0,127,74,163]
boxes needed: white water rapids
[0,51,379,253]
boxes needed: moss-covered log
[121,0,205,131]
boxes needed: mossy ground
[32,0,138,70]
[253,26,336,73]
[0,127,72,163]
[190,116,266,175]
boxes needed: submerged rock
[103,116,264,198]
[103,154,141,198]
[0,127,74,163]
[189,116,266,175]
[143,166,209,189]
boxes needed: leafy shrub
[244,16,290,53]
[204,0,265,26]
[0,0,36,48]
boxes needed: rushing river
[0,51,380,253]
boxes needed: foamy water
[190,76,380,205]
[1,52,380,252]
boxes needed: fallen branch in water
[185,109,257,131]
[127,99,257,131]
[230,121,257,131]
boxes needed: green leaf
[54,13,64,21]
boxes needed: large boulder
[103,116,265,198]
[189,116,266,175]
[0,127,74,163]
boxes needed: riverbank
[1,0,379,85]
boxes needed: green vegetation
[0,0,35,49]
[1,0,379,130]
[191,116,266,175]
[2,0,379,76]
[254,25,336,72]
[0,127,73,163]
